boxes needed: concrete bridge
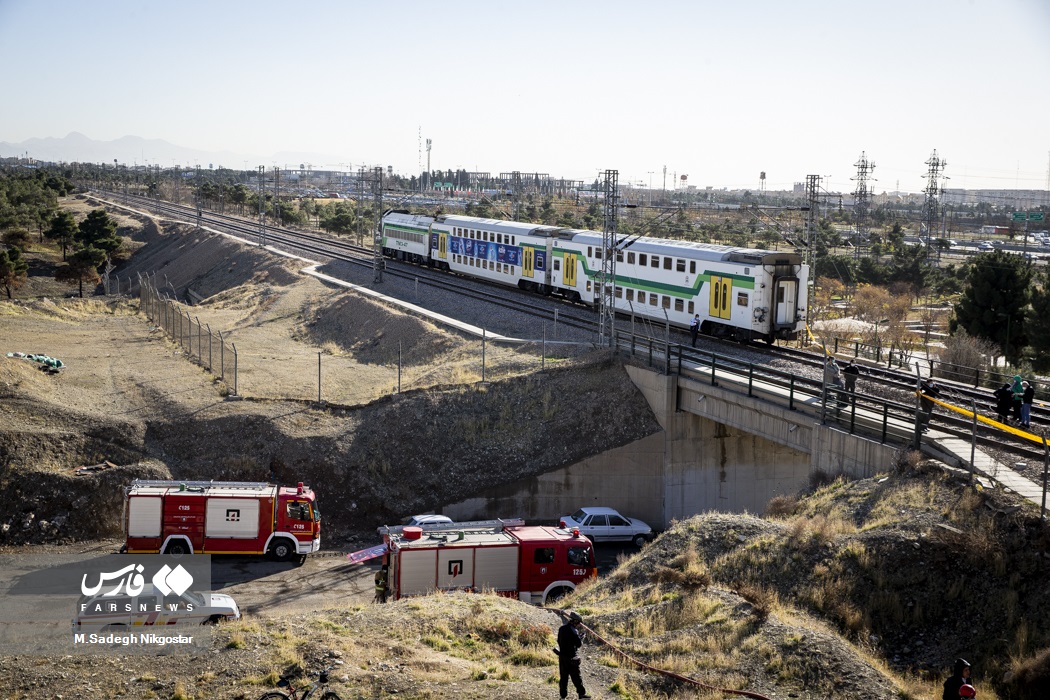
[445,357,910,530]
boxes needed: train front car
[722,248,807,342]
[381,211,435,265]
[574,233,807,343]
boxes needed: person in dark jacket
[1021,381,1035,428]
[919,378,940,432]
[943,658,972,700]
[994,382,1013,423]
[556,611,591,699]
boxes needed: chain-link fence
[138,273,237,394]
[137,271,600,404]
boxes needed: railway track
[92,189,1048,466]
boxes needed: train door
[708,276,732,320]
[523,247,535,279]
[775,278,798,325]
[563,253,578,288]
[437,231,448,261]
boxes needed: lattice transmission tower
[921,150,947,261]
[599,169,619,347]
[851,152,876,261]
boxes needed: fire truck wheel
[270,538,296,562]
[545,586,571,605]
[165,541,189,556]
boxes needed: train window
[587,247,592,257]
[554,259,561,271]
[664,257,672,270]
[662,296,671,309]
[627,252,635,264]
[626,289,634,301]
[595,247,602,259]
[651,256,659,268]
[615,286,622,298]
[616,250,623,262]
[690,261,696,274]
[511,236,515,245]
[586,281,592,292]
[639,254,647,266]
[637,291,645,303]
[650,295,658,307]
[744,268,750,275]
[737,292,748,306]
[676,259,685,272]
[456,228,461,235]
[497,234,502,244]
[675,298,684,312]
[688,301,695,314]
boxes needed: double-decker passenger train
[380,211,808,343]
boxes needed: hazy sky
[2,0,1048,193]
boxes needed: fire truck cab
[123,480,321,560]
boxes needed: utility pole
[599,169,619,347]
[195,165,202,230]
[273,165,280,228]
[372,166,384,283]
[851,152,876,262]
[425,138,432,193]
[258,165,266,247]
[921,150,947,262]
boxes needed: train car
[381,211,434,264]
[568,231,807,342]
[379,211,808,342]
[424,214,596,303]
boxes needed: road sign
[1030,212,1045,222]
[1013,212,1027,221]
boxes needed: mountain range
[0,132,349,172]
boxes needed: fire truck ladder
[378,518,526,537]
[129,479,273,491]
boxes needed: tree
[76,209,122,257]
[1025,267,1050,370]
[45,210,78,260]
[55,245,106,298]
[952,250,1033,363]
[0,245,29,299]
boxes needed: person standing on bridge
[994,382,1013,423]
[1012,375,1024,423]
[1022,381,1034,428]
[843,359,861,395]
[919,378,940,433]
[689,314,700,347]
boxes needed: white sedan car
[559,507,653,547]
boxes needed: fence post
[206,324,213,372]
[218,331,225,380]
[318,352,322,404]
[398,341,402,393]
[232,343,238,396]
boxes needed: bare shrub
[1006,646,1050,700]
[735,581,779,620]
[765,494,798,518]
[935,330,997,384]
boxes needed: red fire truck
[123,480,321,561]
[373,519,596,605]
